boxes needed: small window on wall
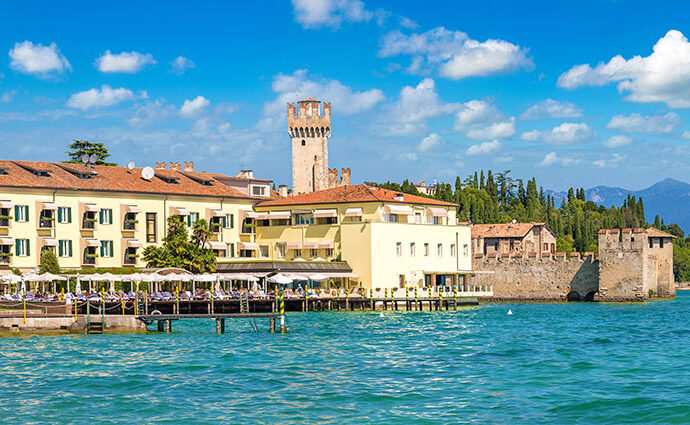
[660,238,664,248]
[450,244,456,256]
[424,243,429,256]
[99,209,113,225]
[437,243,443,256]
[463,244,468,257]
[15,205,29,222]
[57,207,72,224]
[396,242,402,256]
[301,140,306,146]
[410,242,416,256]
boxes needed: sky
[1,0,690,191]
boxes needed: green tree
[39,248,61,274]
[65,140,116,165]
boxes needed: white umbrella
[0,274,22,283]
[268,273,294,284]
[39,272,68,281]
[309,274,329,281]
[194,273,217,282]
[312,257,327,262]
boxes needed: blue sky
[1,0,690,191]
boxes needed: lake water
[2,293,690,424]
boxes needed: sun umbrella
[267,273,294,284]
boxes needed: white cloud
[454,100,515,140]
[521,122,593,145]
[95,50,156,73]
[606,112,681,133]
[379,27,533,80]
[603,135,633,148]
[66,85,136,110]
[520,99,583,120]
[256,69,384,132]
[557,30,690,108]
[383,78,459,135]
[291,0,373,29]
[418,133,440,151]
[594,153,625,168]
[9,41,71,76]
[466,139,501,156]
[399,17,419,30]
[128,99,175,127]
[1,90,16,103]
[180,95,210,118]
[537,152,582,167]
[171,56,195,74]
[682,130,690,139]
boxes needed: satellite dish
[141,166,154,181]
[88,154,98,164]
[81,154,89,164]
[127,161,135,171]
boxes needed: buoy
[379,312,385,318]
[507,309,513,315]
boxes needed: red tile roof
[0,160,262,200]
[256,185,457,207]
[642,227,676,238]
[472,222,550,239]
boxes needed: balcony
[0,217,9,227]
[123,220,137,231]
[0,254,10,265]
[83,255,96,265]
[82,218,96,230]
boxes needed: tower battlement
[287,99,331,138]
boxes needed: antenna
[141,166,154,181]
[127,161,135,172]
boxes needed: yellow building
[252,185,472,289]
[0,160,271,272]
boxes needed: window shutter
[230,214,234,228]
[14,205,18,220]
[100,243,104,257]
[57,208,63,223]
[15,239,20,255]
[108,209,112,224]
[67,207,72,223]
[24,206,29,221]
[109,241,113,257]
[222,216,227,228]
[68,240,73,257]
[58,241,63,257]
[25,240,29,257]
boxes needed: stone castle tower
[287,98,350,195]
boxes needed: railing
[39,219,54,229]
[123,221,136,231]
[0,255,9,264]
[82,219,95,230]
[83,255,96,265]
[0,218,9,227]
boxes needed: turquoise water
[2,294,690,424]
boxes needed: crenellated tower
[288,98,331,195]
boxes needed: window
[15,205,29,222]
[294,249,301,258]
[0,208,9,227]
[186,212,200,227]
[252,185,266,196]
[316,216,338,225]
[310,248,318,257]
[225,214,234,229]
[660,238,664,248]
[294,213,314,225]
[276,243,286,259]
[424,243,429,256]
[451,244,456,256]
[58,240,73,258]
[301,140,306,146]
[326,248,334,257]
[437,243,443,256]
[0,244,9,264]
[124,247,137,265]
[82,211,96,229]
[99,209,113,225]
[383,214,398,223]
[649,238,654,249]
[433,216,441,225]
[241,218,252,234]
[260,245,269,258]
[100,240,113,258]
[463,244,468,257]
[415,212,422,224]
[15,239,29,256]
[410,242,416,256]
[228,243,235,258]
[396,242,402,256]
[39,209,54,228]
[146,213,157,243]
[399,275,405,288]
[215,249,227,258]
[210,216,222,233]
[57,207,72,224]
[123,212,137,230]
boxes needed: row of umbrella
[0,272,261,283]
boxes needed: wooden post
[165,320,172,333]
[269,317,275,333]
[216,319,221,334]
[157,321,164,332]
[220,318,225,334]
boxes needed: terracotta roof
[0,160,261,200]
[256,185,457,207]
[643,227,677,238]
[472,222,548,239]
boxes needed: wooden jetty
[137,312,285,333]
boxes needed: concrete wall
[0,315,146,332]
[472,253,599,301]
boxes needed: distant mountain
[548,178,690,232]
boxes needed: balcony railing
[0,218,9,227]
[82,219,95,230]
[123,220,136,231]
[83,255,96,265]
[39,219,54,229]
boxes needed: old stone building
[287,98,350,195]
[472,222,557,258]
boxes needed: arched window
[301,140,306,146]
[315,127,320,137]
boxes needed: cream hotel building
[0,98,474,290]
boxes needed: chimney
[155,162,167,170]
[169,161,181,171]
[278,185,288,198]
[183,161,194,172]
[420,180,425,187]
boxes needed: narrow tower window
[302,140,306,146]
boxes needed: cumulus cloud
[180,95,210,118]
[66,85,137,110]
[557,30,690,108]
[291,0,374,29]
[454,100,515,140]
[520,99,583,120]
[382,78,459,135]
[603,135,633,148]
[594,153,625,168]
[418,133,440,151]
[95,50,156,73]
[128,99,176,127]
[466,139,501,156]
[521,122,593,145]
[537,152,582,167]
[379,27,532,80]
[9,41,71,76]
[256,69,384,132]
[682,130,690,139]
[171,56,195,74]
[1,90,16,103]
[606,112,681,133]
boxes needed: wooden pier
[137,312,285,333]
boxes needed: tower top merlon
[287,97,331,129]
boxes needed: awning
[268,211,291,219]
[125,205,141,213]
[318,240,334,249]
[211,209,226,217]
[0,201,13,209]
[42,202,57,210]
[344,207,362,217]
[385,204,414,215]
[427,207,448,218]
[313,209,337,218]
[244,211,258,219]
[238,242,259,250]
[84,203,99,212]
[125,239,143,248]
[254,212,269,220]
[0,237,12,245]
[42,238,58,247]
[205,241,228,250]
[286,241,302,249]
[303,241,319,249]
[84,239,100,247]
[172,207,189,216]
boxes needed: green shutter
[100,243,104,257]
[14,205,18,221]
[108,209,112,224]
[25,206,29,221]
[25,239,29,257]
[57,207,63,223]
[109,241,113,257]
[15,239,19,255]
[230,214,234,228]
[58,241,63,257]
[67,207,72,223]
[222,216,227,228]
[68,240,73,257]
